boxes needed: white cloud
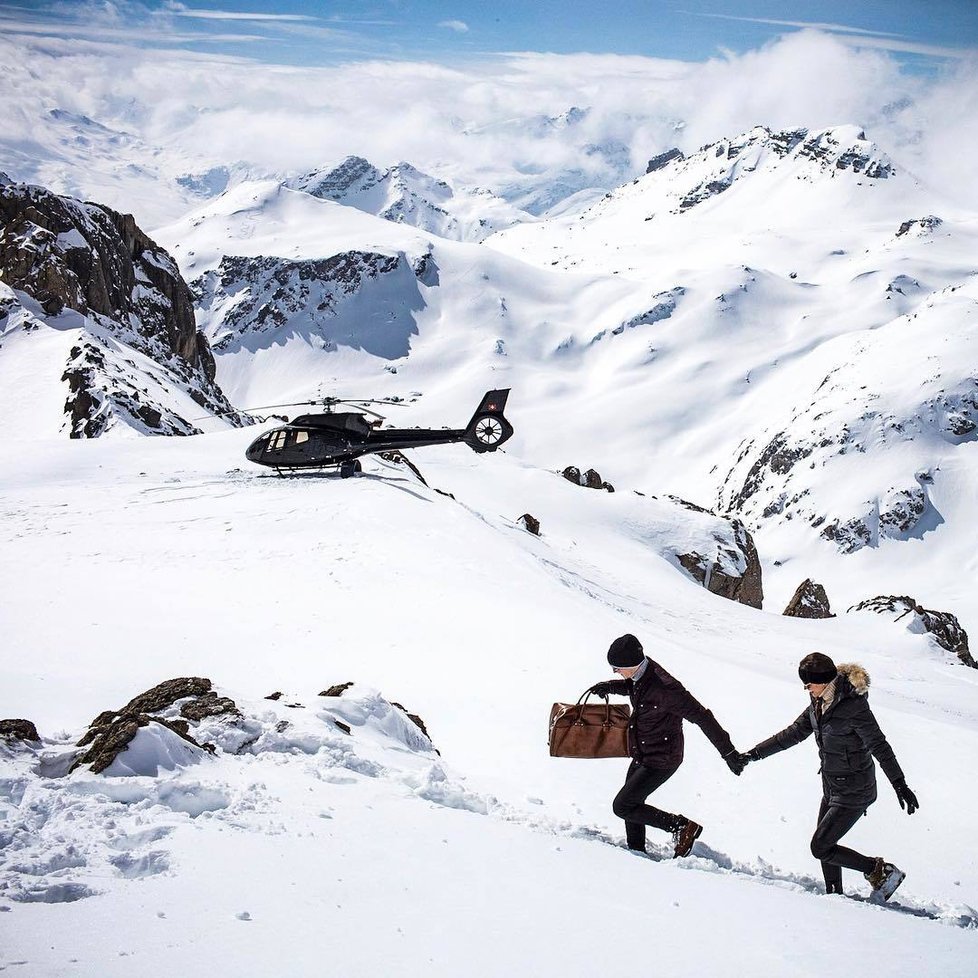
[1,28,977,219]
[438,20,469,34]
[164,3,318,22]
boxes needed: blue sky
[1,0,976,67]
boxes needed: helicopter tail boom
[462,389,514,454]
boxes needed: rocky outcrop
[72,714,213,774]
[517,513,541,535]
[70,677,238,773]
[646,149,684,173]
[0,719,40,743]
[717,288,978,554]
[654,125,894,217]
[191,250,423,360]
[848,595,974,668]
[319,681,436,750]
[676,518,763,609]
[783,579,833,618]
[896,215,943,238]
[561,465,614,492]
[0,182,246,437]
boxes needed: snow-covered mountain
[0,182,246,436]
[287,155,527,241]
[4,118,978,978]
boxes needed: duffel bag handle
[574,688,614,727]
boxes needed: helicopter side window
[295,431,309,445]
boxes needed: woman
[741,652,919,899]
[590,633,744,858]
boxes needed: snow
[4,111,978,974]
[2,428,978,974]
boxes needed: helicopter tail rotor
[462,389,514,454]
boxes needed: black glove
[893,779,919,815]
[723,750,746,776]
[589,682,612,698]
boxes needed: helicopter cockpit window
[295,431,309,445]
[266,431,288,452]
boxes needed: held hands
[723,750,747,776]
[589,682,613,698]
[893,778,919,815]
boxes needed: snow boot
[672,817,702,858]
[865,858,905,901]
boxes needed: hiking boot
[864,857,906,901]
[672,817,703,858]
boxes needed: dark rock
[677,519,763,609]
[895,215,942,238]
[72,678,236,771]
[319,682,355,697]
[819,517,872,554]
[646,148,684,173]
[264,691,284,701]
[668,495,715,515]
[783,579,833,618]
[121,677,213,715]
[179,693,239,722]
[275,720,290,733]
[0,182,245,437]
[517,513,541,536]
[562,466,614,492]
[849,595,974,668]
[583,468,604,489]
[70,714,214,774]
[333,720,352,735]
[0,719,41,743]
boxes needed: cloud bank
[1,28,976,223]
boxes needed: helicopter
[244,389,514,476]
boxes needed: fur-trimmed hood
[837,662,870,696]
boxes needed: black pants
[612,760,682,850]
[811,795,877,892]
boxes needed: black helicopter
[244,389,514,476]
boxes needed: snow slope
[152,127,978,638]
[2,432,978,975]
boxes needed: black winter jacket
[749,663,904,809]
[603,657,734,768]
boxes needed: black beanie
[608,634,645,668]
[798,652,837,685]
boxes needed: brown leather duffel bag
[549,690,631,758]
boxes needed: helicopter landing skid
[272,459,363,479]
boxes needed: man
[740,652,919,900]
[590,633,744,858]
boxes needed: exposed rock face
[849,595,975,668]
[783,579,833,618]
[0,182,245,437]
[676,518,763,609]
[517,513,541,535]
[0,719,40,743]
[288,156,483,240]
[650,125,895,217]
[896,215,942,238]
[561,465,614,492]
[72,714,213,774]
[646,149,684,173]
[717,284,978,554]
[191,250,423,360]
[590,287,685,345]
[70,677,238,773]
[320,682,355,698]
